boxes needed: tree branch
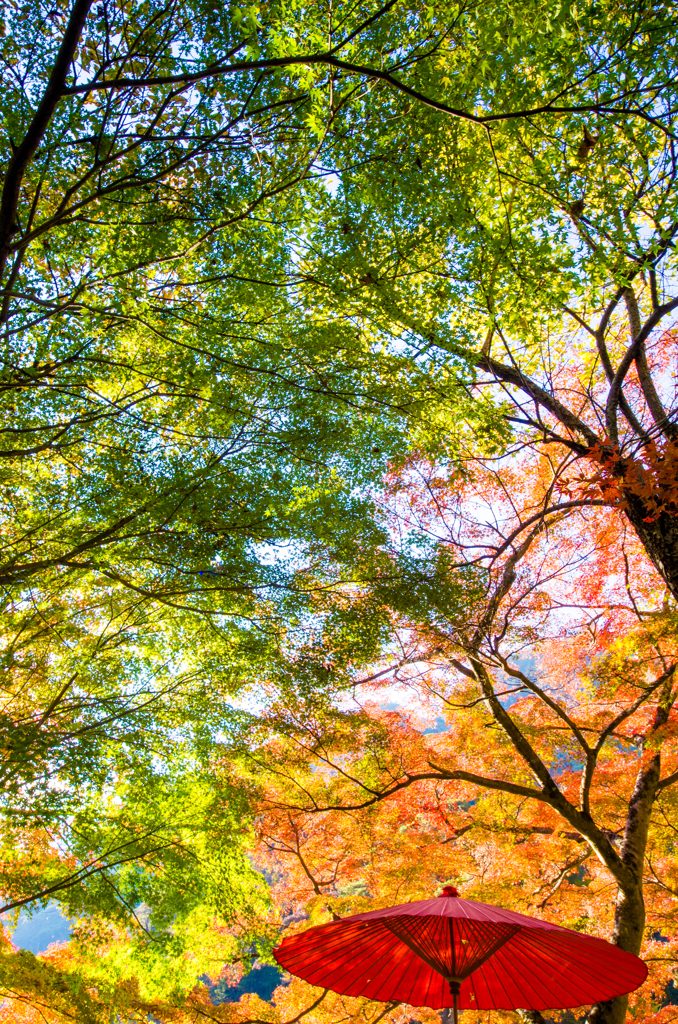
[0,0,95,275]
[606,294,678,443]
[624,286,676,440]
[63,55,676,141]
[478,354,600,450]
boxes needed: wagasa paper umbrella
[274,887,647,1024]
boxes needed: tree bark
[586,884,647,1024]
[477,344,678,602]
[518,1011,547,1024]
[624,493,678,601]
[587,732,665,1024]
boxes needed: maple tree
[240,408,678,1024]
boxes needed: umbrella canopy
[274,888,647,1013]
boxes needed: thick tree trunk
[587,995,627,1024]
[587,744,663,1024]
[518,1011,547,1024]
[586,884,646,1024]
[624,494,678,600]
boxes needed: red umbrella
[274,887,647,1022]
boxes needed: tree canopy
[1,0,677,1021]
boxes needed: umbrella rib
[460,924,522,976]
[380,920,457,981]
[380,919,522,985]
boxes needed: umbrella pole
[449,981,460,1024]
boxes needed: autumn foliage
[235,371,678,1024]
